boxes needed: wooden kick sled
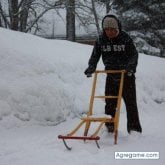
[58,70,125,150]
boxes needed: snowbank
[0,28,165,127]
[0,28,94,125]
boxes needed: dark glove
[84,66,96,77]
[127,70,134,77]
[126,64,135,76]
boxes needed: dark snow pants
[105,73,142,133]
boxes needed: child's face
[104,28,119,39]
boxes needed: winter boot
[127,122,142,134]
[105,122,114,133]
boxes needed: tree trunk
[91,0,100,34]
[66,0,75,41]
[0,2,9,28]
[9,0,19,30]
[105,0,111,14]
[20,0,31,32]
[0,16,2,27]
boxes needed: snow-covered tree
[113,0,165,57]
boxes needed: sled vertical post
[84,72,98,136]
[88,72,98,116]
[114,70,125,144]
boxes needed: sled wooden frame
[58,70,125,150]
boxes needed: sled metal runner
[58,70,125,150]
[58,135,100,150]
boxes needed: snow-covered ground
[0,28,165,165]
